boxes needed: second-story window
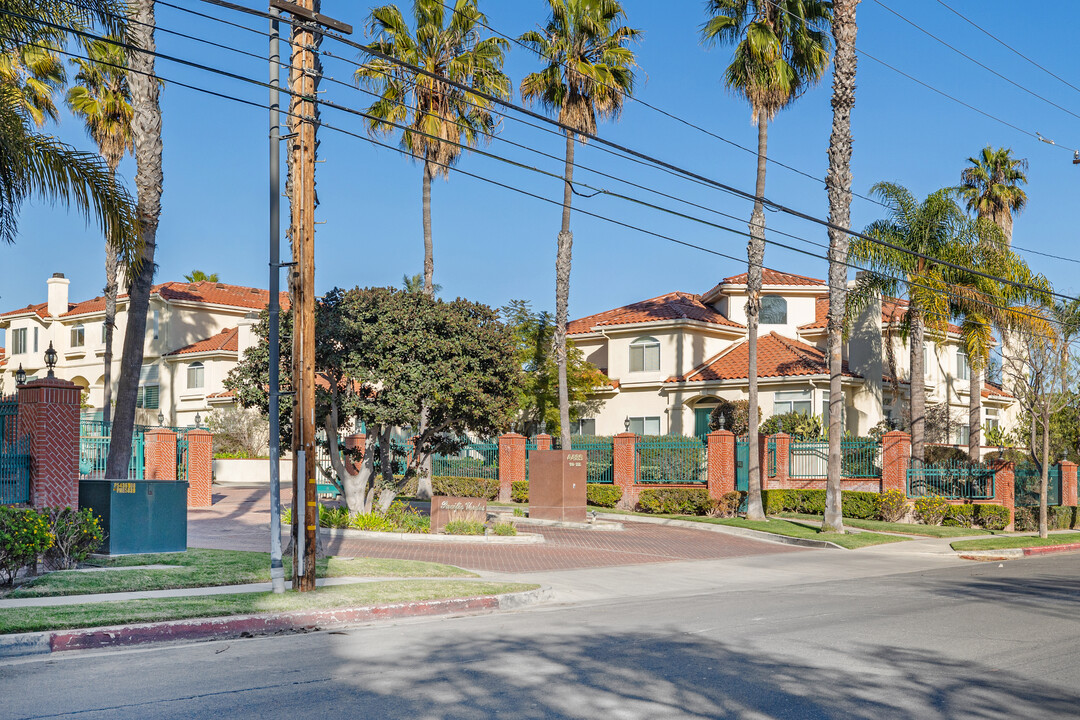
[136,364,159,410]
[11,328,26,355]
[152,310,160,340]
[70,324,85,348]
[629,336,660,373]
[187,362,205,390]
[760,296,787,325]
[957,348,970,380]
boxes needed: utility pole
[271,0,351,592]
[267,3,285,594]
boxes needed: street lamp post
[14,364,25,386]
[44,342,57,378]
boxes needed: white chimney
[47,273,70,317]
[237,312,259,355]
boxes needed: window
[11,328,26,355]
[923,344,931,378]
[136,364,159,410]
[985,408,1000,432]
[957,425,970,445]
[821,390,846,426]
[570,418,595,436]
[70,324,85,348]
[32,327,38,353]
[629,336,660,373]
[760,296,787,325]
[101,323,107,344]
[957,348,970,381]
[628,416,661,436]
[774,390,812,416]
[152,310,160,341]
[187,362,205,390]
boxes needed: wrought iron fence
[79,420,144,479]
[432,440,499,479]
[906,461,995,500]
[0,434,30,504]
[571,437,614,484]
[1014,464,1062,507]
[636,436,707,484]
[788,439,881,478]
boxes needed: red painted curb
[49,595,500,652]
[1022,543,1080,557]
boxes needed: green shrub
[491,522,517,536]
[319,506,351,529]
[41,507,103,570]
[0,507,53,585]
[974,504,1010,531]
[841,492,880,520]
[789,490,827,515]
[914,496,949,525]
[761,489,789,515]
[513,508,525,517]
[431,476,499,500]
[511,481,529,503]
[1012,506,1036,532]
[760,412,823,440]
[385,501,430,534]
[877,490,909,522]
[586,484,622,508]
[943,504,975,527]
[1050,506,1076,530]
[636,488,713,516]
[280,507,292,525]
[924,445,971,465]
[709,491,743,518]
[350,512,399,533]
[444,519,486,535]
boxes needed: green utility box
[79,479,188,555]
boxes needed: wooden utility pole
[276,0,351,592]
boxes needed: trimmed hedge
[432,477,499,500]
[586,485,623,508]
[1013,505,1078,532]
[974,504,1010,531]
[637,488,713,515]
[759,489,880,519]
[511,481,529,503]
[942,504,975,527]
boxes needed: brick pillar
[144,429,177,481]
[17,378,80,509]
[991,460,1015,531]
[498,433,526,502]
[613,432,638,509]
[881,431,911,494]
[1061,461,1077,507]
[535,433,552,451]
[772,433,791,488]
[343,433,366,475]
[707,430,735,499]
[186,429,212,508]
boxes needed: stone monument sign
[529,449,587,522]
[430,495,488,533]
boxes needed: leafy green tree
[66,37,133,425]
[701,0,832,520]
[519,0,641,452]
[183,270,219,283]
[356,0,510,297]
[501,300,608,437]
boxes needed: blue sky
[4,1,1080,338]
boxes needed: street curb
[594,513,843,549]
[957,542,1080,561]
[489,514,625,531]
[320,528,544,544]
[0,586,553,659]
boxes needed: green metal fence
[1014,464,1062,507]
[432,440,499,479]
[79,420,144,480]
[636,436,707,484]
[176,433,189,483]
[906,461,995,500]
[788,439,881,478]
[571,437,614,484]
[0,434,30,504]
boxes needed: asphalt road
[4,552,1080,719]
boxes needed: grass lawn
[0,580,537,635]
[6,549,474,599]
[776,513,994,538]
[951,533,1080,552]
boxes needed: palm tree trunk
[102,238,118,424]
[909,309,926,463]
[745,118,768,521]
[968,365,981,460]
[105,0,161,479]
[555,129,575,450]
[422,157,434,296]
[823,0,859,534]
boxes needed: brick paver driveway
[189,486,803,573]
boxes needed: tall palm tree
[356,0,510,297]
[67,37,133,426]
[702,0,832,520]
[849,183,977,462]
[520,0,641,451]
[105,0,164,479]
[823,0,858,533]
[0,41,65,127]
[960,146,1027,248]
[183,270,219,283]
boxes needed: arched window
[760,296,787,325]
[187,362,205,390]
[629,336,660,373]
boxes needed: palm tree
[822,0,858,534]
[520,0,641,451]
[105,0,164,479]
[0,41,65,127]
[702,0,832,520]
[184,270,219,283]
[67,37,133,426]
[356,0,510,297]
[960,146,1027,248]
[849,183,977,462]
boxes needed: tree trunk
[745,118,768,521]
[422,158,434,296]
[104,0,161,479]
[968,364,981,460]
[102,236,119,425]
[909,310,926,463]
[555,129,576,450]
[823,0,859,534]
[1039,409,1049,538]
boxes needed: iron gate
[0,398,30,504]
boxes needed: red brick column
[881,431,911,494]
[535,434,552,451]
[343,434,366,475]
[17,378,80,509]
[144,429,177,481]
[707,430,735,499]
[1061,461,1077,507]
[772,433,791,488]
[186,429,212,508]
[613,432,638,509]
[990,460,1015,531]
[498,433,526,503]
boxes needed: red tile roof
[166,327,238,356]
[673,332,857,382]
[60,282,289,318]
[719,268,826,287]
[207,390,236,399]
[798,297,830,331]
[982,381,1013,399]
[568,291,743,335]
[797,296,962,335]
[0,302,50,320]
